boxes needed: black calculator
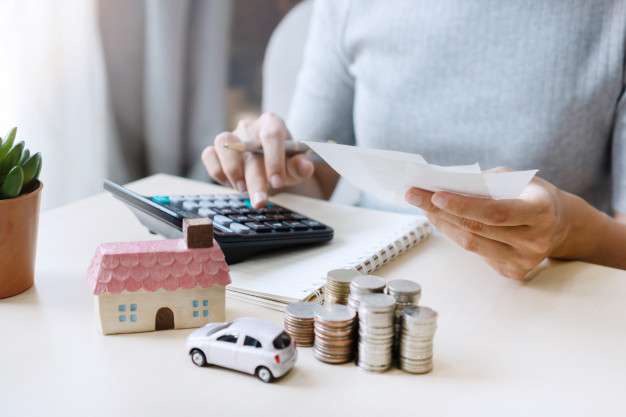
[104,180,334,264]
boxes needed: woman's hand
[405,176,575,280]
[202,113,315,207]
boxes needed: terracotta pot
[0,182,42,298]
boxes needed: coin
[324,269,361,305]
[348,275,386,312]
[387,279,421,305]
[398,305,438,374]
[313,304,356,364]
[284,301,320,347]
[357,293,396,372]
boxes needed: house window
[192,299,210,318]
[117,304,138,323]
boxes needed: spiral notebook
[225,193,432,311]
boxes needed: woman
[203,0,626,278]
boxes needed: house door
[155,307,175,330]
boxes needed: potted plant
[0,127,42,298]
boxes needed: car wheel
[256,366,273,383]
[190,349,207,367]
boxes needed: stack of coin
[399,306,438,374]
[313,304,356,364]
[387,279,421,306]
[324,269,361,305]
[386,279,422,353]
[357,294,396,372]
[347,275,387,313]
[284,302,319,347]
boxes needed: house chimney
[183,218,214,249]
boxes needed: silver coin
[327,268,361,283]
[350,275,387,292]
[286,301,321,319]
[359,294,396,312]
[387,279,421,296]
[315,304,356,322]
[402,305,438,324]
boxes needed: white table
[2,174,625,417]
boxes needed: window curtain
[0,0,232,209]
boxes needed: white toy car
[186,317,297,383]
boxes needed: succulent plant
[0,127,42,200]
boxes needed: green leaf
[22,152,41,186]
[0,141,24,176]
[20,148,30,165]
[0,127,17,161]
[0,165,24,198]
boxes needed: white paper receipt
[304,141,538,204]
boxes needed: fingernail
[270,175,283,189]
[236,180,247,193]
[407,191,423,206]
[252,191,267,207]
[432,193,447,208]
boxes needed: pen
[223,141,311,157]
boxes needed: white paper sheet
[305,141,538,204]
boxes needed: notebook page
[226,193,429,304]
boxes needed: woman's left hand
[405,176,573,280]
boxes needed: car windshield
[206,322,232,337]
[272,331,292,350]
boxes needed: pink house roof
[87,239,230,295]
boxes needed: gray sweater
[288,0,626,214]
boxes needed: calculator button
[182,201,199,211]
[288,213,307,220]
[214,215,233,227]
[198,208,217,218]
[284,221,308,231]
[237,208,253,214]
[198,200,213,207]
[245,222,272,232]
[249,214,268,221]
[265,222,290,232]
[303,220,325,230]
[151,195,171,205]
[219,208,237,215]
[231,215,249,222]
[229,223,251,234]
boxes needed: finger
[214,132,246,192]
[427,213,517,260]
[201,146,228,185]
[427,209,530,246]
[258,113,288,189]
[234,118,259,144]
[483,258,530,282]
[285,154,315,185]
[405,188,437,211]
[430,192,541,226]
[243,152,269,208]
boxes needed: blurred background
[0,0,307,209]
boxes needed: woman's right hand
[202,112,315,208]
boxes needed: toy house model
[87,219,230,335]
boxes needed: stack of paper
[304,141,538,204]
